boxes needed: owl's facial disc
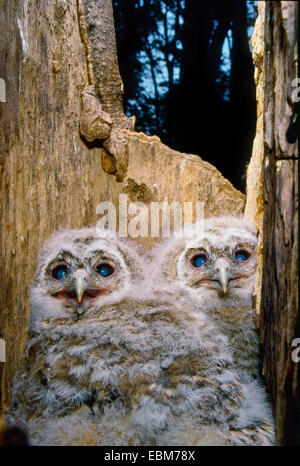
[188,247,253,297]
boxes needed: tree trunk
[79,0,124,119]
[0,0,244,413]
[245,1,298,446]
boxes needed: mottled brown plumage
[8,226,274,445]
[149,216,275,443]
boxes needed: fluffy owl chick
[8,227,144,422]
[151,215,261,381]
[149,216,275,443]
[7,227,273,446]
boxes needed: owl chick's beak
[213,266,231,296]
[75,275,88,304]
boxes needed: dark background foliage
[113,0,257,192]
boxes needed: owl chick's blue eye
[95,262,115,277]
[51,264,69,280]
[234,249,251,262]
[190,253,208,268]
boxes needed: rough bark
[245,1,299,445]
[244,1,266,327]
[0,0,244,412]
